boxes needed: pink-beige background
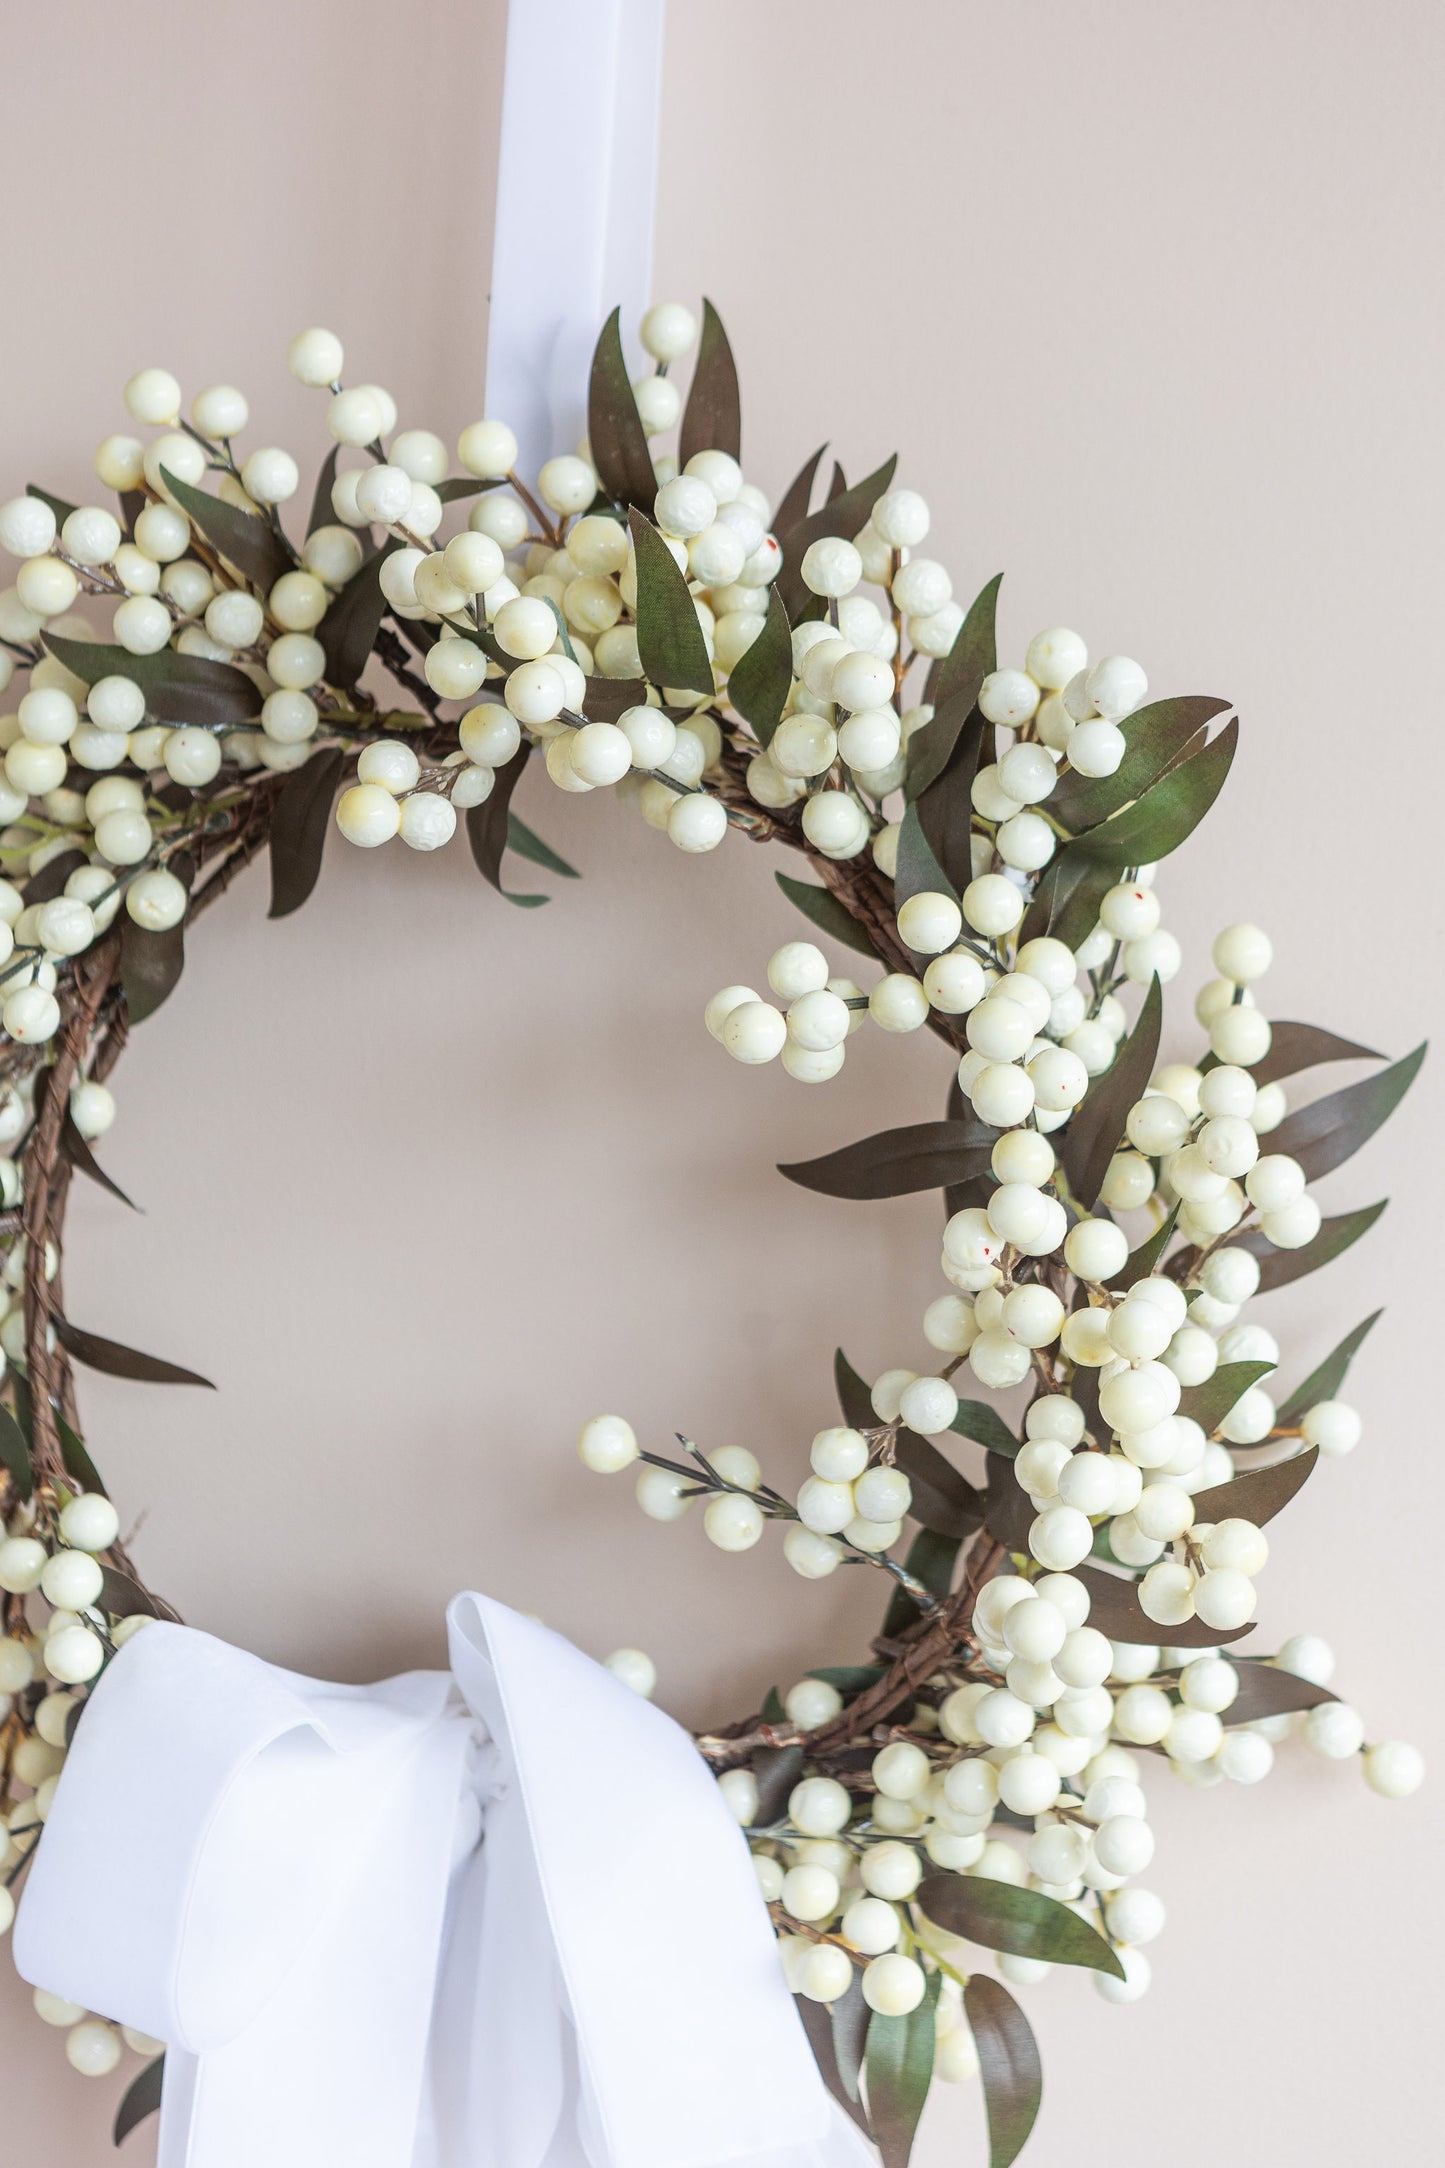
[1,1,1440,2159]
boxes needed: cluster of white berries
[0,1483,162,2077]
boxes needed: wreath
[0,298,1425,2163]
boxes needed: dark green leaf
[680,298,741,464]
[776,454,898,620]
[0,1403,32,1504]
[22,848,88,905]
[774,871,879,959]
[806,1664,887,1699]
[1189,1446,1318,1528]
[965,1975,1042,2168]
[894,800,959,914]
[865,1970,940,2168]
[54,1316,214,1389]
[121,916,185,1025]
[435,477,503,503]
[827,461,848,500]
[1060,975,1162,1212]
[1277,1310,1382,1423]
[465,743,549,905]
[43,634,261,726]
[1250,1021,1383,1087]
[834,1347,874,1428]
[883,1527,961,1636]
[1052,697,1229,835]
[726,587,792,742]
[950,1401,1021,1457]
[629,509,712,693]
[582,675,646,723]
[772,446,827,538]
[984,1452,1034,1551]
[56,1414,108,1501]
[1175,1358,1276,1437]
[159,467,294,590]
[1264,1042,1425,1183]
[831,1972,871,2110]
[779,1120,990,1201]
[318,542,399,690]
[760,1685,786,1724]
[27,483,77,523]
[98,1568,177,1623]
[894,1431,983,1540]
[1236,1200,1387,1290]
[1108,1203,1181,1292]
[1075,717,1238,865]
[904,682,982,810]
[751,1741,803,1822]
[795,1990,873,2139]
[1071,1561,1254,1645]
[113,2056,165,2146]
[506,814,579,878]
[919,1876,1124,1977]
[62,1110,138,1211]
[588,308,656,513]
[307,447,339,536]
[921,571,1003,717]
[1022,846,1115,953]
[268,745,343,919]
[1217,1658,1337,1725]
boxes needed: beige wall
[2,1,1441,2158]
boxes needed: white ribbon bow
[16,1593,874,2168]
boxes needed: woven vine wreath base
[0,300,1422,2161]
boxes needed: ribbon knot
[15,1593,872,2168]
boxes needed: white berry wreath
[0,299,1426,2162]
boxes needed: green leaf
[921,571,1002,716]
[628,509,713,693]
[751,1740,803,1821]
[965,1975,1042,2168]
[1075,716,1238,865]
[949,1401,1021,1457]
[588,308,656,513]
[726,587,792,742]
[778,1120,991,1201]
[1175,1359,1276,1436]
[268,745,343,919]
[307,446,339,537]
[1060,975,1162,1212]
[864,1969,940,2168]
[680,298,741,464]
[1215,1658,1337,1725]
[883,1527,961,1636]
[894,1430,983,1540]
[1021,846,1115,953]
[98,1567,170,1621]
[506,814,579,879]
[774,871,879,960]
[1237,1199,1387,1291]
[121,915,185,1025]
[1071,1561,1254,1646]
[61,1108,138,1211]
[919,1875,1124,1977]
[435,477,504,504]
[904,680,982,809]
[318,542,399,690]
[1250,1021,1382,1087]
[775,453,898,620]
[983,1450,1035,1552]
[834,1347,874,1428]
[772,445,827,538]
[55,1316,214,1389]
[1108,1202,1181,1292]
[831,1972,871,2110]
[794,1989,873,2140]
[56,1415,108,1501]
[894,800,959,914]
[1051,696,1229,835]
[27,483,77,523]
[23,846,88,906]
[42,634,261,726]
[1277,1310,1382,1423]
[159,467,294,590]
[465,743,549,905]
[0,1403,33,1504]
[114,2056,165,2146]
[806,1664,887,1698]
[582,675,647,723]
[1264,1042,1425,1183]
[1189,1446,1318,1528]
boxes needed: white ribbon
[16,1594,874,2168]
